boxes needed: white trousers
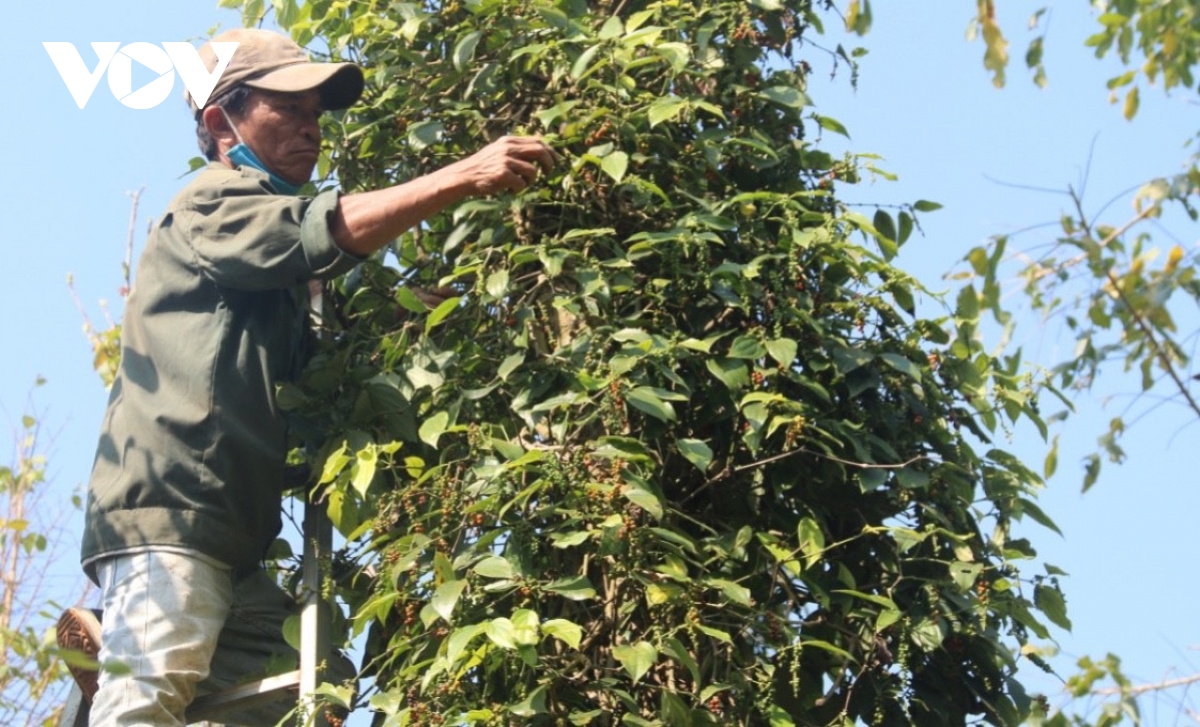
[89,550,299,727]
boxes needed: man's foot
[56,608,102,703]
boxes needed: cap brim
[245,62,364,110]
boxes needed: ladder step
[58,684,88,727]
[57,671,302,726]
[185,669,301,721]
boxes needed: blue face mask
[220,109,304,196]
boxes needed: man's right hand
[442,135,557,196]
[332,136,557,258]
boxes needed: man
[58,27,554,726]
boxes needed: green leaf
[758,86,810,108]
[600,151,629,184]
[797,517,825,570]
[431,579,467,623]
[282,613,302,651]
[873,209,896,243]
[474,555,514,579]
[407,119,443,150]
[893,467,927,490]
[1123,84,1140,120]
[879,353,920,381]
[1010,601,1051,640]
[485,270,509,299]
[545,576,597,600]
[625,386,676,421]
[625,8,655,32]
[801,638,856,661]
[648,97,687,127]
[831,345,873,375]
[623,487,664,520]
[676,438,713,472]
[531,392,584,414]
[955,286,980,323]
[767,705,797,727]
[913,199,942,212]
[351,445,377,496]
[949,561,983,592]
[571,44,602,80]
[815,114,850,138]
[661,691,691,727]
[418,410,450,448]
[654,553,689,581]
[394,286,427,314]
[623,25,665,47]
[646,582,683,605]
[1106,69,1137,90]
[598,15,624,39]
[728,335,767,359]
[1019,497,1063,536]
[424,296,461,333]
[593,436,654,462]
[57,641,101,670]
[542,619,583,649]
[696,623,733,644]
[708,578,752,607]
[511,608,540,645]
[433,551,455,586]
[897,211,914,245]
[662,637,701,684]
[765,338,797,367]
[876,608,902,633]
[707,358,749,389]
[453,30,482,71]
[656,42,691,72]
[834,589,898,611]
[485,617,517,649]
[612,641,658,682]
[369,690,404,715]
[1034,584,1072,631]
[569,709,604,725]
[534,99,581,128]
[498,352,524,381]
[510,685,548,717]
[551,530,592,548]
[446,623,486,664]
[319,444,350,485]
[612,327,651,343]
[910,618,944,652]
[845,0,871,34]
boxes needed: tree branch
[1095,671,1200,698]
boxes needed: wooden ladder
[58,500,333,726]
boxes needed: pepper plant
[221,0,1066,723]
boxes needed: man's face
[226,90,324,186]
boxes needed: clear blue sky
[2,1,1197,721]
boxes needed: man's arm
[330,135,555,257]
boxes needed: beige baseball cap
[187,28,363,114]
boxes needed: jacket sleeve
[180,170,363,291]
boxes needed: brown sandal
[56,608,102,704]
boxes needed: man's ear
[202,105,239,152]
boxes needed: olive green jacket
[82,163,360,582]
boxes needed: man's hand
[332,136,557,257]
[410,286,458,309]
[443,135,557,196]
